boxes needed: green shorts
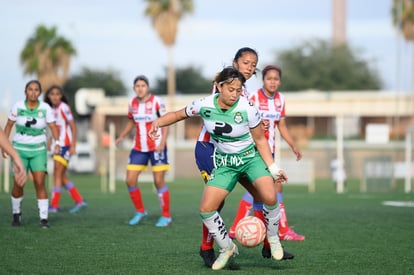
[207,145,272,192]
[13,142,48,173]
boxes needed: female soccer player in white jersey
[116,75,171,227]
[2,80,60,228]
[44,85,88,214]
[149,67,288,270]
[228,65,305,241]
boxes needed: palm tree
[20,25,76,91]
[144,0,193,99]
[392,0,414,40]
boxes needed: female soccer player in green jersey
[149,67,288,270]
[3,80,60,228]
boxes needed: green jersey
[185,94,261,154]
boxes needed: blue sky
[0,0,412,111]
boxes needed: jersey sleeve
[248,93,259,108]
[8,103,18,122]
[61,103,74,122]
[45,104,56,123]
[278,92,286,119]
[127,97,134,119]
[155,96,167,117]
[185,97,204,117]
[246,100,261,128]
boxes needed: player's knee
[262,195,277,206]
[199,204,217,213]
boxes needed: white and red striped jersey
[197,85,249,142]
[128,94,166,152]
[54,102,74,146]
[249,88,286,154]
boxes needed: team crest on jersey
[38,111,44,118]
[275,98,282,108]
[145,101,153,114]
[259,99,269,111]
[234,112,243,124]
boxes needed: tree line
[19,0,410,115]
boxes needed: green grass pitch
[0,175,413,274]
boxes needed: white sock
[201,211,232,249]
[38,199,49,220]
[263,204,280,238]
[11,196,23,214]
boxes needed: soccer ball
[235,216,266,247]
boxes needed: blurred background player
[149,67,288,270]
[116,75,171,227]
[2,80,60,228]
[228,65,305,241]
[44,85,87,214]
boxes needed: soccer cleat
[155,216,172,227]
[128,211,147,226]
[262,245,295,260]
[282,250,295,260]
[268,235,284,261]
[262,246,271,258]
[199,248,215,268]
[12,213,22,226]
[69,201,88,214]
[279,227,305,241]
[212,242,239,270]
[40,219,50,229]
[48,207,60,213]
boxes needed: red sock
[229,199,252,233]
[254,209,270,248]
[67,186,83,203]
[158,188,170,218]
[279,202,289,236]
[129,188,145,212]
[201,223,215,250]
[50,188,61,208]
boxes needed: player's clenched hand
[268,163,288,184]
[275,170,288,184]
[148,121,160,140]
[13,160,27,187]
[2,149,8,159]
[261,119,270,131]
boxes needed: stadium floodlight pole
[109,122,116,193]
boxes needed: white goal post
[280,158,315,192]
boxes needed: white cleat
[268,235,284,261]
[212,242,239,270]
